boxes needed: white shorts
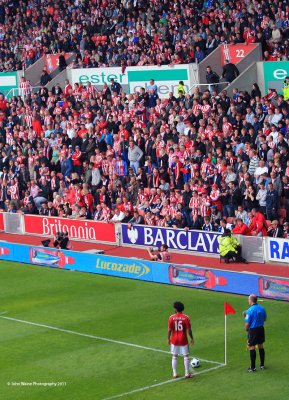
[171,344,189,356]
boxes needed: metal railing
[187,81,230,95]
[4,86,42,100]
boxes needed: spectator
[129,211,144,225]
[266,182,279,220]
[221,60,239,83]
[232,218,251,236]
[251,83,261,98]
[248,208,268,237]
[110,78,122,95]
[58,52,67,72]
[283,222,289,239]
[147,79,158,94]
[256,183,267,215]
[206,66,219,94]
[202,216,213,231]
[40,70,52,87]
[267,220,284,238]
[110,208,125,223]
[128,140,143,174]
[235,205,248,225]
[283,77,289,101]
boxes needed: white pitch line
[0,311,8,315]
[102,364,225,400]
[0,315,168,354]
[0,315,223,365]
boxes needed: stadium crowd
[0,0,289,239]
[0,0,289,72]
[0,71,289,238]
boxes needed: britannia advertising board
[23,215,117,244]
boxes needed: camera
[55,231,64,241]
[53,231,70,250]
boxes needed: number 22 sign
[220,44,258,66]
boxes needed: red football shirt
[168,313,191,346]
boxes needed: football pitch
[0,261,289,400]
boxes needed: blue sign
[268,238,289,264]
[0,241,288,301]
[121,224,220,254]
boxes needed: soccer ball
[190,358,200,368]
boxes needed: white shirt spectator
[267,130,279,144]
[110,210,125,223]
[270,112,282,127]
[256,188,267,207]
[254,165,268,179]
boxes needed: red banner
[23,215,116,244]
[0,212,4,231]
[220,44,258,66]
[46,53,73,73]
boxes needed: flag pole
[224,313,227,366]
[224,302,235,366]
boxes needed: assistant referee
[243,294,267,372]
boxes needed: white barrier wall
[0,213,289,266]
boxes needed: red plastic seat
[277,208,286,223]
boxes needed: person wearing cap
[218,228,248,263]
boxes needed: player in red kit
[168,301,194,379]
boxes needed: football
[190,357,200,368]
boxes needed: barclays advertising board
[267,237,289,264]
[121,224,220,254]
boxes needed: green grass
[0,261,289,400]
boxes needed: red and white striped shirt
[24,114,33,127]
[8,183,19,200]
[20,80,32,96]
[199,196,211,217]
[189,196,200,215]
